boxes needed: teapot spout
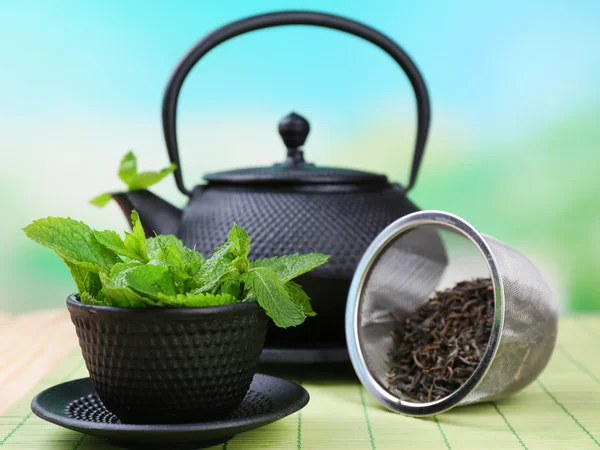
[111,191,182,237]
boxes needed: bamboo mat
[1,315,600,449]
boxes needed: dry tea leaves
[387,278,494,403]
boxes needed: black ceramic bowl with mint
[67,294,268,425]
[25,214,325,424]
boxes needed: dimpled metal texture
[67,394,119,424]
[179,185,418,348]
[181,186,415,279]
[67,297,269,424]
[66,390,274,424]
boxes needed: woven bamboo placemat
[1,315,600,449]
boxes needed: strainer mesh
[461,236,558,405]
[355,217,558,412]
[358,227,447,389]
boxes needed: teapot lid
[203,113,389,186]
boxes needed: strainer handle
[163,10,431,196]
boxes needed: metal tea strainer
[346,210,558,416]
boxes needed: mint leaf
[157,292,237,307]
[242,267,305,328]
[100,262,153,307]
[91,152,176,206]
[251,253,329,283]
[23,217,120,272]
[285,281,316,317]
[194,269,237,295]
[191,241,233,290]
[101,275,150,308]
[80,291,110,306]
[124,264,177,300]
[231,256,250,273]
[118,151,137,185]
[204,241,233,271]
[228,223,251,259]
[128,164,177,190]
[147,235,185,260]
[182,247,204,278]
[109,260,142,276]
[147,235,205,292]
[220,279,242,298]
[152,235,190,290]
[90,193,112,207]
[92,229,145,263]
[122,211,149,262]
[64,259,103,297]
[93,229,128,254]
[227,224,251,273]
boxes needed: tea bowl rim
[66,293,263,319]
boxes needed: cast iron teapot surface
[112,11,431,363]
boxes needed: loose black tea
[387,278,494,403]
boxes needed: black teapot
[112,11,431,363]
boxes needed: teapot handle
[163,10,430,196]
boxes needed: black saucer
[31,375,309,449]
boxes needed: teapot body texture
[109,11,433,361]
[178,184,418,348]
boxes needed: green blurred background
[1,1,598,313]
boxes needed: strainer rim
[345,210,505,416]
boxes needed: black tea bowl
[66,294,268,424]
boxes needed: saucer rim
[31,374,309,434]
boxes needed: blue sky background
[3,1,599,132]
[1,1,599,312]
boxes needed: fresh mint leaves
[23,217,120,272]
[241,267,305,327]
[285,280,317,317]
[251,253,330,283]
[90,152,176,207]
[23,212,328,328]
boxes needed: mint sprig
[241,267,305,327]
[22,213,329,328]
[90,152,176,207]
[251,253,330,283]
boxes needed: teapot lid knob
[278,112,310,164]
